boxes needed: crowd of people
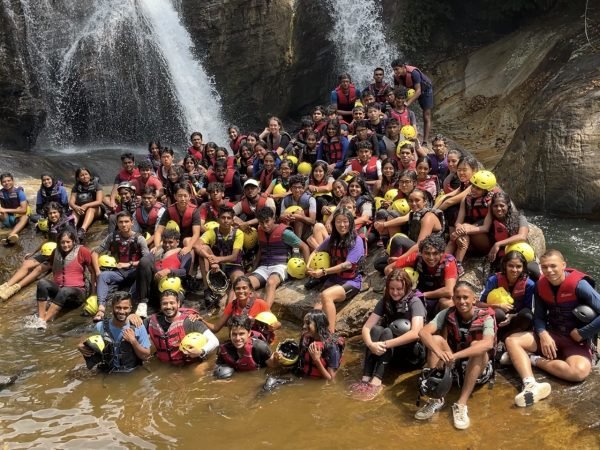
[1,60,598,430]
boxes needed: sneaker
[452,403,470,429]
[135,303,148,319]
[36,318,47,330]
[499,352,512,366]
[348,381,370,394]
[352,383,383,401]
[514,381,551,408]
[0,283,21,300]
[414,398,445,420]
[24,314,40,328]
[7,234,19,245]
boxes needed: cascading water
[327,0,401,89]
[5,0,226,148]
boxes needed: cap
[244,179,259,188]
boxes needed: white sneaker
[514,381,551,407]
[452,403,470,429]
[414,398,444,420]
[135,303,148,318]
[499,352,512,366]
[36,318,47,330]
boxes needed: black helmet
[419,366,452,399]
[493,307,506,323]
[389,318,411,337]
[572,305,597,324]
[213,365,235,380]
[207,269,230,296]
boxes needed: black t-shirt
[217,338,272,368]
[373,293,427,324]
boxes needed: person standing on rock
[364,67,392,104]
[0,172,30,246]
[392,60,434,146]
[330,73,358,122]
[505,250,600,408]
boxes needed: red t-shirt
[395,252,458,281]
[223,297,270,319]
[132,175,163,194]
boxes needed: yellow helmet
[396,140,414,157]
[403,267,420,289]
[273,183,288,195]
[37,218,49,232]
[286,155,298,165]
[386,232,409,255]
[384,189,399,202]
[287,257,307,279]
[179,332,208,354]
[309,251,331,270]
[84,335,105,353]
[255,311,278,327]
[407,88,416,99]
[400,125,417,140]
[159,276,183,293]
[243,227,258,251]
[284,205,303,215]
[82,295,99,316]
[505,242,535,263]
[391,198,410,215]
[205,221,219,231]
[276,339,300,366]
[98,255,117,270]
[470,170,497,191]
[144,232,151,240]
[297,162,312,176]
[374,197,385,210]
[486,287,514,305]
[165,220,180,232]
[41,241,57,256]
[323,206,336,223]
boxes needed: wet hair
[325,119,342,137]
[148,140,161,152]
[367,103,381,112]
[356,140,373,151]
[382,269,413,320]
[247,131,260,141]
[328,208,358,253]
[457,155,480,171]
[173,183,192,195]
[387,118,400,127]
[57,229,78,245]
[162,229,181,242]
[108,291,133,306]
[325,105,337,116]
[228,126,240,135]
[492,192,522,235]
[374,67,385,74]
[218,205,235,217]
[454,280,476,294]
[229,314,252,332]
[447,149,462,159]
[279,158,295,173]
[215,147,229,159]
[74,167,93,180]
[432,134,446,145]
[120,153,135,162]
[183,155,198,168]
[501,251,528,278]
[205,142,218,153]
[394,87,408,99]
[418,234,446,254]
[160,147,174,156]
[312,105,325,115]
[332,179,348,200]
[354,119,369,131]
[300,117,313,128]
[239,142,254,156]
[233,275,253,290]
[256,207,275,222]
[352,106,365,114]
[254,140,268,152]
[304,310,331,341]
[190,131,203,141]
[141,186,157,197]
[305,131,319,143]
[44,201,63,216]
[288,174,304,187]
[391,59,404,68]
[213,160,228,172]
[263,151,277,163]
[160,289,180,301]
[207,182,225,193]
[409,188,433,207]
[137,160,153,170]
[338,73,352,82]
[168,165,185,180]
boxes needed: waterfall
[7,0,226,148]
[327,0,401,90]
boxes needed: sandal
[93,309,105,323]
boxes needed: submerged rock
[0,374,18,390]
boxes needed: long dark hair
[309,160,329,185]
[304,310,331,342]
[382,269,413,321]
[346,175,375,206]
[501,250,528,280]
[327,208,358,253]
[492,192,522,235]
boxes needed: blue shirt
[95,321,150,370]
[480,274,534,311]
[316,136,350,170]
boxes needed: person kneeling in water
[216,315,277,374]
[416,281,496,430]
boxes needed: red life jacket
[493,219,510,242]
[496,273,528,310]
[415,253,456,292]
[390,108,411,126]
[464,191,494,223]
[230,135,247,155]
[330,245,358,280]
[314,120,328,136]
[206,168,235,189]
[240,194,269,218]
[351,157,379,181]
[536,269,594,335]
[394,65,432,89]
[52,245,87,289]
[259,168,276,191]
[109,232,142,263]
[148,308,199,365]
[335,84,357,111]
[299,335,345,378]
[218,338,258,371]
[200,201,222,223]
[446,306,496,353]
[258,223,290,265]
[187,146,203,161]
[366,81,391,103]
[167,204,196,232]
[135,202,163,228]
[117,168,140,183]
[321,137,344,164]
[154,249,182,271]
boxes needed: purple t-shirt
[317,235,364,289]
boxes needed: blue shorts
[418,89,434,111]
[2,214,17,228]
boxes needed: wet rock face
[0,1,46,150]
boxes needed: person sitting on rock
[264,158,293,202]
[343,140,382,191]
[422,134,449,181]
[330,73,358,122]
[257,151,279,193]
[103,153,139,212]
[0,202,77,301]
[435,155,477,231]
[415,281,496,430]
[308,208,365,333]
[307,195,356,250]
[29,229,95,330]
[216,314,277,374]
[68,166,104,242]
[198,182,232,232]
[351,269,426,401]
[306,160,335,222]
[0,172,30,246]
[205,160,243,202]
[107,182,140,234]
[131,160,163,200]
[144,290,219,366]
[296,310,344,381]
[389,88,417,133]
[259,116,292,157]
[381,118,402,160]
[196,205,245,307]
[92,211,150,322]
[156,147,176,186]
[232,178,277,231]
[366,103,388,142]
[78,291,150,373]
[505,250,600,408]
[279,175,317,241]
[317,119,350,179]
[33,173,69,222]
[134,187,165,246]
[247,207,310,307]
[387,234,457,319]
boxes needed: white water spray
[327,0,401,89]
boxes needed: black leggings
[373,234,416,274]
[135,255,157,305]
[363,326,394,380]
[36,279,85,308]
[498,308,534,342]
